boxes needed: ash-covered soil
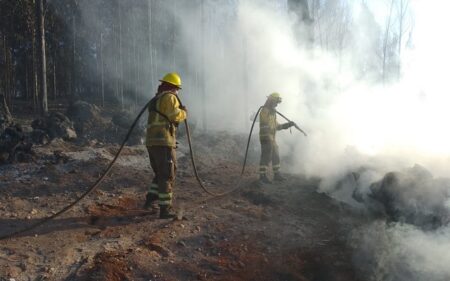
[0,133,364,281]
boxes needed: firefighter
[259,93,295,183]
[144,72,187,219]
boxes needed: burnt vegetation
[2,1,440,281]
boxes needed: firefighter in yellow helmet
[144,72,187,219]
[259,93,295,183]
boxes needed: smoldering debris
[334,164,450,229]
[329,164,450,281]
[367,165,450,228]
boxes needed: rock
[66,127,77,139]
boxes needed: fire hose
[0,101,305,240]
[0,100,152,240]
[185,106,263,196]
[276,111,307,137]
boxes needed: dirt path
[0,143,364,281]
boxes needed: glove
[281,122,290,130]
[281,121,295,130]
[180,105,187,113]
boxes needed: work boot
[143,193,158,210]
[259,174,272,184]
[273,172,286,182]
[159,205,177,219]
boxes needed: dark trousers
[147,146,177,206]
[259,138,280,176]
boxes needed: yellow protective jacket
[146,91,187,147]
[259,106,284,141]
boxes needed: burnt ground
[0,136,365,281]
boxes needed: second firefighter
[259,93,295,183]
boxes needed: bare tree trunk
[119,3,124,109]
[312,0,324,49]
[397,0,409,79]
[3,35,14,111]
[243,37,249,131]
[3,35,9,107]
[147,0,156,96]
[32,34,38,111]
[201,0,207,131]
[0,93,13,129]
[53,49,57,100]
[133,35,139,110]
[113,22,119,99]
[10,46,15,113]
[171,0,176,70]
[72,14,76,97]
[382,0,395,84]
[25,65,29,101]
[1,35,4,101]
[100,33,104,107]
[36,0,48,115]
[288,0,313,46]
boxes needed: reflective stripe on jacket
[259,106,282,140]
[146,91,187,147]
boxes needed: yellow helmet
[268,92,282,103]
[159,72,182,88]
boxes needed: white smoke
[72,1,450,279]
[354,222,450,281]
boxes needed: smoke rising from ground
[71,0,450,280]
[354,222,450,281]
[180,2,450,280]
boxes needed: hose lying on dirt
[184,106,263,197]
[0,100,151,240]
[0,103,262,240]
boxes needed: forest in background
[0,0,412,123]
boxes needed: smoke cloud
[69,0,450,279]
[354,222,450,281]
